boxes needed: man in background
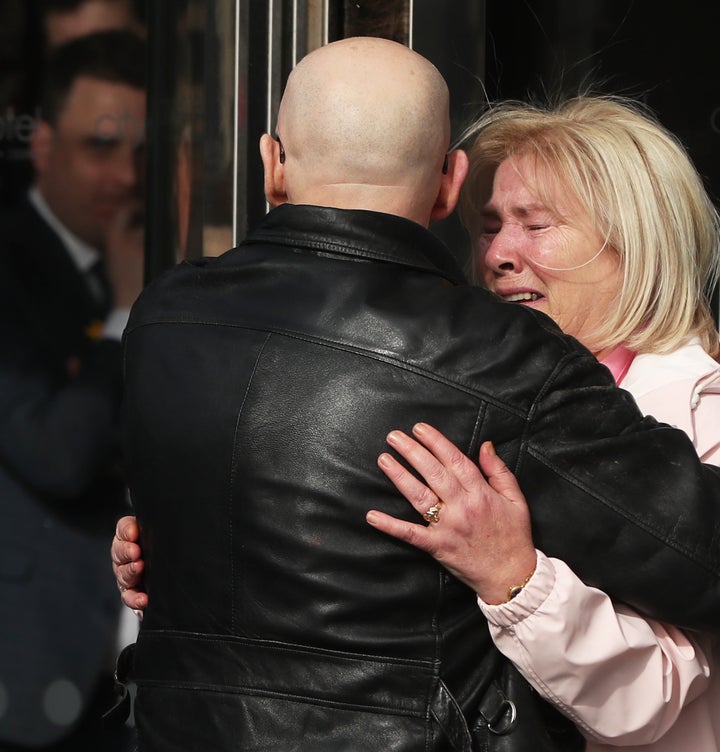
[0,29,145,751]
[0,0,145,208]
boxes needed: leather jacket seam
[136,679,426,716]
[245,235,457,282]
[125,318,530,422]
[139,628,437,667]
[515,350,585,479]
[227,331,272,632]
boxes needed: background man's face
[33,75,146,249]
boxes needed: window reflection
[148,0,418,275]
[176,0,235,260]
[342,0,409,44]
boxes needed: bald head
[261,37,462,224]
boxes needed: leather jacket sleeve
[514,346,720,632]
[477,348,720,747]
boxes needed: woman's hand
[111,515,148,615]
[366,422,537,604]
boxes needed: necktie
[85,260,112,310]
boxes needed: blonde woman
[368,97,720,751]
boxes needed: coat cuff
[478,549,555,627]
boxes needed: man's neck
[287,186,432,228]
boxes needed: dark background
[485,1,719,207]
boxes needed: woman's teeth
[504,292,540,302]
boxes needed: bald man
[260,38,459,221]
[119,37,720,752]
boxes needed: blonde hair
[458,96,720,358]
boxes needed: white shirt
[28,187,129,340]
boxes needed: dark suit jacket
[0,199,126,746]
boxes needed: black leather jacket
[123,204,720,751]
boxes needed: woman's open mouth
[500,292,542,303]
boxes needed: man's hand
[111,515,148,614]
[105,201,145,309]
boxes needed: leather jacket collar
[246,203,467,286]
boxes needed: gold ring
[423,502,443,524]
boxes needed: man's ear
[259,133,287,207]
[429,149,469,222]
[30,121,54,176]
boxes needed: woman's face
[477,156,622,358]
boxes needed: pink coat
[479,339,720,751]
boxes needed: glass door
[144,0,486,277]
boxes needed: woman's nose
[480,227,523,274]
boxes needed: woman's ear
[429,149,469,222]
[259,133,288,207]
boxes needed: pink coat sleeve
[477,352,720,746]
[479,551,712,745]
